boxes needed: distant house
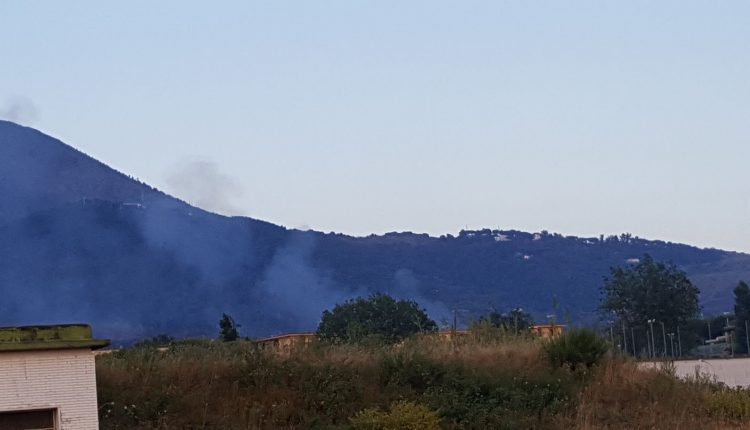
[256,333,316,354]
[0,324,109,430]
[530,324,565,339]
[438,330,470,341]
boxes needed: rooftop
[0,324,110,352]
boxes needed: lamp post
[668,333,675,357]
[660,321,667,358]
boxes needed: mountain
[2,120,749,341]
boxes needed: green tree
[219,313,239,342]
[600,254,700,331]
[734,281,750,353]
[317,293,438,344]
[478,307,534,334]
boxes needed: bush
[705,388,750,420]
[350,401,441,430]
[543,329,608,371]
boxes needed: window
[0,409,56,430]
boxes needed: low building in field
[256,333,316,354]
[0,324,109,430]
[530,324,565,339]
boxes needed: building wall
[0,349,100,430]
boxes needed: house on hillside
[0,324,110,430]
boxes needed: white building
[0,324,109,430]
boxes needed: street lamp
[660,321,667,358]
[668,332,675,357]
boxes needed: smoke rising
[0,96,39,124]
[166,160,244,216]
[393,268,451,322]
[257,230,366,332]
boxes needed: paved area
[641,357,750,387]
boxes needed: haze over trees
[3,120,750,341]
[316,293,437,344]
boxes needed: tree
[317,293,437,344]
[219,313,239,342]
[734,281,750,353]
[478,307,534,334]
[600,254,700,331]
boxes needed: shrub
[350,401,441,430]
[425,373,572,428]
[543,328,608,371]
[705,388,750,420]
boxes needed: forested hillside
[2,120,748,341]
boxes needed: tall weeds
[96,333,750,429]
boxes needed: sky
[1,1,749,252]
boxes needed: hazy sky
[2,2,749,252]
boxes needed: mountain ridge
[1,120,748,341]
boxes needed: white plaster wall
[0,349,100,430]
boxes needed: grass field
[96,332,750,429]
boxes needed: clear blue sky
[2,1,749,252]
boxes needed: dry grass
[96,334,750,429]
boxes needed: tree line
[209,253,747,358]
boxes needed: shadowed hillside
[2,120,749,341]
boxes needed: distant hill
[1,120,749,341]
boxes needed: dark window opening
[0,409,56,430]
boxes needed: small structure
[438,330,470,341]
[0,324,109,430]
[256,333,316,354]
[530,324,565,339]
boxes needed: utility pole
[677,326,682,358]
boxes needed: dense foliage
[477,307,534,333]
[219,313,239,342]
[317,293,437,344]
[543,328,609,371]
[601,254,701,329]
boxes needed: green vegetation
[350,401,442,430]
[316,293,437,344]
[477,307,534,334]
[601,254,700,329]
[543,328,609,371]
[219,313,239,342]
[97,330,749,429]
